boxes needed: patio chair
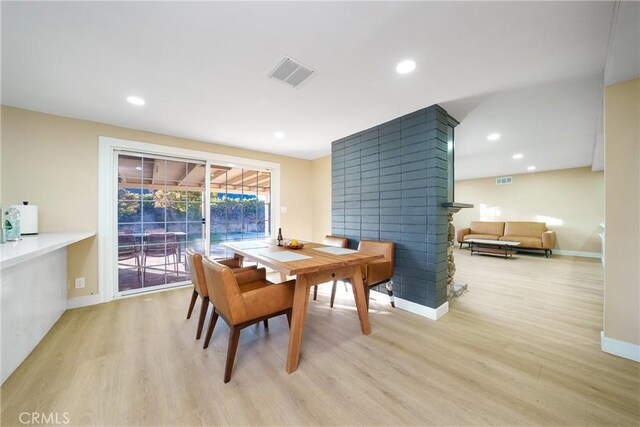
[144,228,166,234]
[142,232,179,280]
[118,234,141,282]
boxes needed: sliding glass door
[116,153,206,294]
[115,152,272,295]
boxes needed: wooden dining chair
[337,240,395,310]
[356,240,396,309]
[185,248,257,340]
[201,258,296,383]
[313,235,349,307]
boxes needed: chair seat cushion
[239,280,268,293]
[231,265,258,274]
[217,257,243,269]
[463,234,501,241]
[500,235,543,248]
[233,267,266,287]
[195,266,257,297]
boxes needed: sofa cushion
[500,235,543,248]
[503,222,546,238]
[463,234,502,241]
[470,221,505,236]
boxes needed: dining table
[221,239,383,373]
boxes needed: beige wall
[603,78,640,345]
[453,167,604,254]
[311,155,331,242]
[1,106,316,299]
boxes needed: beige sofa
[457,221,556,258]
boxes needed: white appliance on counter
[10,202,38,235]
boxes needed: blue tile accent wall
[331,105,457,309]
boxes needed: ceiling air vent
[268,56,316,88]
[496,176,513,185]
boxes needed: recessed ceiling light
[135,166,143,171]
[396,60,416,74]
[126,96,145,106]
[487,133,501,141]
[527,166,536,171]
[273,131,285,139]
[512,153,523,160]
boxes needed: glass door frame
[209,165,273,259]
[115,151,208,297]
[98,136,280,302]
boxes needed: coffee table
[466,239,520,259]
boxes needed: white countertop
[0,232,96,270]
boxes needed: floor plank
[1,250,638,426]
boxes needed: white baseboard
[67,294,103,309]
[553,249,601,258]
[117,283,192,300]
[601,331,640,362]
[371,290,448,320]
[67,283,192,309]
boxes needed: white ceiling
[2,1,636,179]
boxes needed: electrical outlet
[74,277,85,289]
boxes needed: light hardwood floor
[2,250,638,426]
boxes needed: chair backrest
[202,258,248,324]
[185,248,207,296]
[146,232,178,254]
[144,228,166,234]
[503,221,547,238]
[358,240,395,277]
[164,233,178,251]
[118,234,137,255]
[469,221,505,236]
[324,235,348,248]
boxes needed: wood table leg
[349,266,371,335]
[286,274,310,373]
[279,272,288,282]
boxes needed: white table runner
[256,250,312,262]
[313,246,357,255]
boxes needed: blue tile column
[330,104,458,310]
[331,139,346,237]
